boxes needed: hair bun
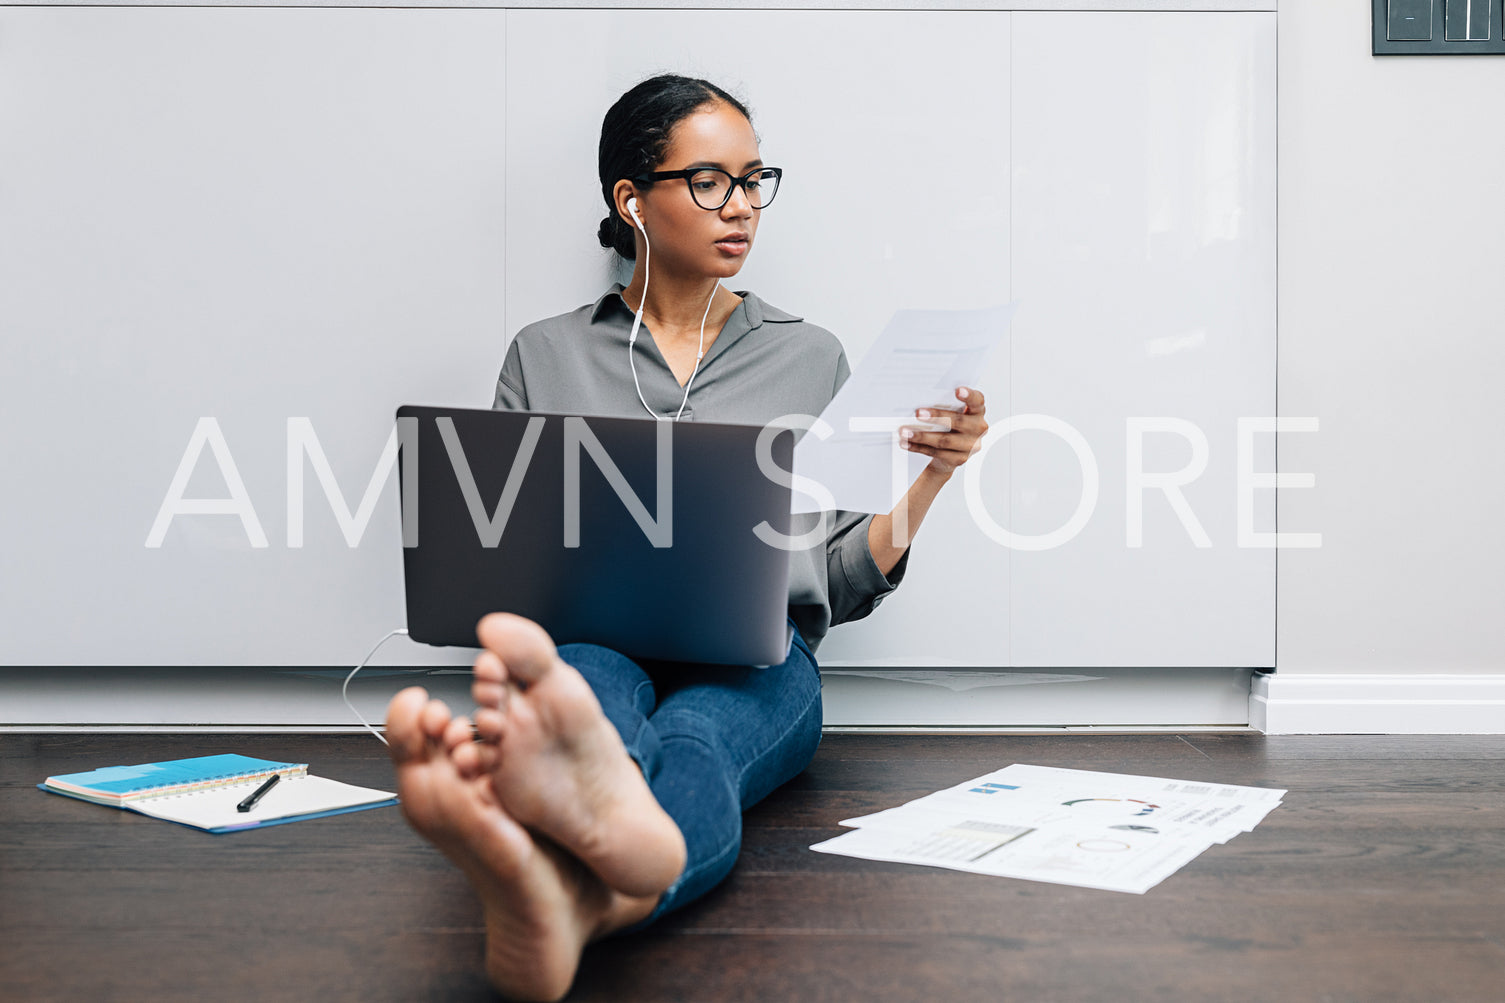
[598,214,637,261]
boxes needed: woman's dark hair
[597,74,753,260]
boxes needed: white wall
[1257,1,1505,732]
[1276,2,1505,676]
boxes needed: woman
[384,74,989,1002]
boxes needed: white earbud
[625,196,649,354]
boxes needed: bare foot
[469,613,687,899]
[385,687,656,1002]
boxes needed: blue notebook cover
[44,754,305,802]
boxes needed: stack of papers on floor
[809,764,1284,894]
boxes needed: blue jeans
[556,618,822,927]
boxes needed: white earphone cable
[627,215,659,420]
[674,285,715,421]
[626,200,716,423]
[342,626,409,746]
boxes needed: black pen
[236,773,280,813]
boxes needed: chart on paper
[810,765,1284,894]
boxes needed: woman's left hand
[901,386,989,477]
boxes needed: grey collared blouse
[492,283,909,654]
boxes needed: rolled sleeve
[827,511,910,627]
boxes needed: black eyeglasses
[632,166,783,211]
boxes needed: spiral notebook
[39,753,398,833]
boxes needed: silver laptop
[396,405,795,666]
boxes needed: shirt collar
[588,284,631,324]
[589,283,783,331]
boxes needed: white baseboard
[1,665,1253,731]
[1250,673,1505,734]
[818,667,1253,728]
[15,669,1500,734]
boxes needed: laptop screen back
[396,405,795,666]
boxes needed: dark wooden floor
[3,732,1503,1002]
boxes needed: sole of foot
[386,686,647,1002]
[468,612,687,899]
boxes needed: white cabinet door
[0,9,509,665]
[1008,11,1277,667]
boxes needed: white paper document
[129,774,397,831]
[812,818,1213,895]
[843,764,1284,845]
[791,303,1014,514]
[810,764,1284,894]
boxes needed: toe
[475,707,506,743]
[472,680,508,710]
[420,697,453,742]
[473,679,507,710]
[476,613,558,687]
[474,650,508,686]
[385,687,432,764]
[452,740,483,778]
[443,714,475,753]
[472,744,499,774]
